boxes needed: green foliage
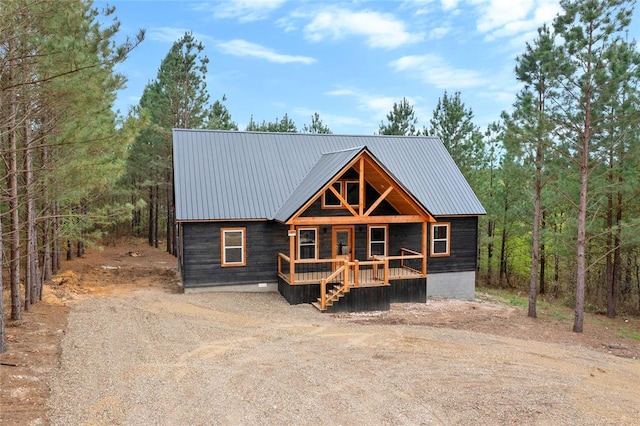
[378,97,420,135]
[245,113,297,132]
[427,91,485,173]
[206,95,238,130]
[302,112,332,134]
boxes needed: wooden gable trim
[286,149,436,225]
[364,186,394,217]
[359,157,365,216]
[362,156,435,222]
[290,215,425,225]
[328,183,358,217]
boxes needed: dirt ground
[1,240,639,425]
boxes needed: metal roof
[172,130,486,221]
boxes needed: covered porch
[277,247,426,311]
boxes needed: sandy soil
[1,241,639,425]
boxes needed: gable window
[345,181,359,206]
[368,225,387,258]
[431,223,450,257]
[221,228,246,266]
[298,227,318,260]
[322,182,342,208]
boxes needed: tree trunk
[43,225,52,282]
[25,104,40,309]
[0,217,6,353]
[529,129,543,318]
[8,79,22,321]
[499,195,509,286]
[487,220,494,280]
[154,185,159,248]
[67,240,73,261]
[539,211,546,295]
[53,204,60,273]
[148,186,154,246]
[574,135,589,333]
[166,174,172,254]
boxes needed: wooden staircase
[312,284,348,311]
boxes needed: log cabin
[173,130,485,312]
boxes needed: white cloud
[468,0,562,41]
[390,54,487,89]
[217,39,316,64]
[293,107,370,132]
[441,0,460,11]
[325,88,423,122]
[304,7,424,49]
[147,27,212,44]
[193,0,287,23]
[429,26,452,39]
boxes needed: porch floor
[281,267,424,286]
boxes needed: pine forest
[2,0,640,354]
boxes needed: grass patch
[479,287,573,320]
[616,329,640,341]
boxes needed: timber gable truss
[286,149,436,226]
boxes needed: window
[298,228,318,260]
[431,223,450,256]
[368,225,387,258]
[322,182,342,207]
[221,228,246,266]
[345,181,359,206]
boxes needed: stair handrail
[320,262,347,310]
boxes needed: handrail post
[321,279,326,310]
[383,257,389,284]
[354,260,359,287]
[278,254,282,276]
[372,256,378,280]
[343,258,349,291]
[290,259,295,284]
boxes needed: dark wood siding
[390,277,426,303]
[428,216,478,273]
[181,221,289,288]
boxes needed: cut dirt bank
[1,241,640,425]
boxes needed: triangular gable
[273,146,435,224]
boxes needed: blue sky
[101,0,640,135]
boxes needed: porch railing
[278,247,424,285]
[385,248,424,278]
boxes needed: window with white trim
[221,228,246,266]
[430,223,450,256]
[322,182,342,207]
[298,228,318,260]
[368,225,387,258]
[345,181,359,206]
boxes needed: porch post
[289,224,295,284]
[422,221,427,275]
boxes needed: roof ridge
[320,145,365,155]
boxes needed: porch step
[311,301,325,311]
[313,286,346,311]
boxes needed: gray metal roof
[172,130,486,221]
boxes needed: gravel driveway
[48,288,640,425]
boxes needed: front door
[332,226,354,261]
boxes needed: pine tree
[378,97,420,135]
[550,0,634,332]
[302,112,332,134]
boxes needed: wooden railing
[319,260,349,310]
[278,248,424,286]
